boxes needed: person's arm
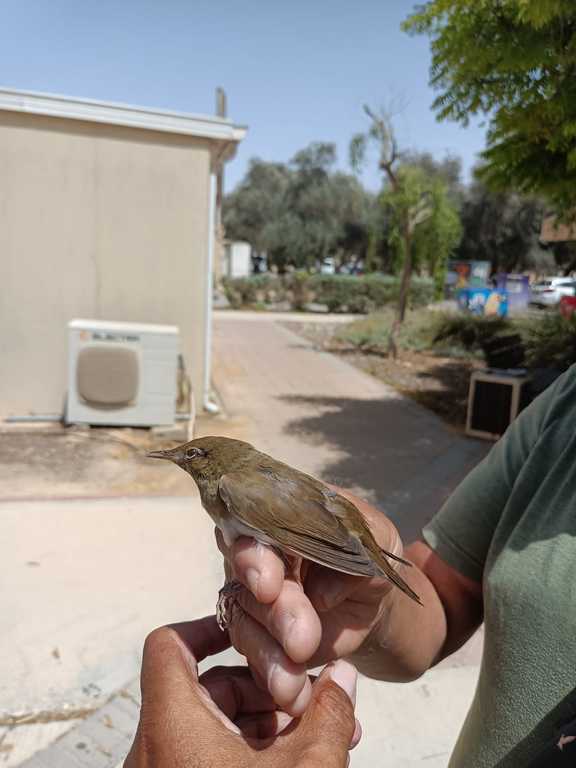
[124,616,360,768]
[347,539,483,681]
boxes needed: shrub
[521,313,576,372]
[285,271,313,311]
[410,277,438,308]
[251,274,284,304]
[336,308,439,353]
[221,273,435,313]
[221,276,250,309]
[432,313,512,351]
[363,274,398,307]
[309,275,367,313]
[431,311,576,372]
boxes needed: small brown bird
[148,436,421,626]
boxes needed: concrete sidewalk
[3,312,489,767]
[0,495,243,766]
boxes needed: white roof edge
[0,87,247,144]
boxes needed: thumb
[295,660,358,766]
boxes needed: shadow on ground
[412,360,473,426]
[280,393,488,543]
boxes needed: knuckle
[142,626,172,657]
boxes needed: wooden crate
[466,370,530,441]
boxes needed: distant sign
[446,260,491,295]
[457,287,508,317]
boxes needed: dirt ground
[283,321,478,431]
[0,414,246,501]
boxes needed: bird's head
[147,436,255,483]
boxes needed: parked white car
[529,276,576,307]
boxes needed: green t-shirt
[423,364,576,767]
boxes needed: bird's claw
[216,580,243,631]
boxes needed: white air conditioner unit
[66,319,180,427]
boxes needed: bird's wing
[218,469,381,577]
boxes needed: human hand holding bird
[148,436,421,715]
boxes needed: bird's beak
[146,450,173,461]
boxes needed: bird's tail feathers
[378,548,422,606]
[380,547,412,567]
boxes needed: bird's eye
[185,447,203,459]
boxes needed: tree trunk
[397,224,413,323]
[388,224,412,359]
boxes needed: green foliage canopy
[455,179,552,272]
[404,0,576,213]
[381,164,462,295]
[223,143,374,270]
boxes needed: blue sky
[1,0,486,192]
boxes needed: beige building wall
[0,110,212,420]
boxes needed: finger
[351,719,363,750]
[236,706,361,749]
[292,660,357,765]
[167,615,231,663]
[233,668,361,750]
[199,665,277,720]
[141,626,253,748]
[306,567,392,612]
[229,608,312,716]
[234,580,321,664]
[139,622,223,725]
[230,536,286,604]
[140,617,232,714]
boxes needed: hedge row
[221,273,435,314]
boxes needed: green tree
[223,159,291,255]
[224,143,375,271]
[402,150,464,206]
[412,176,462,295]
[364,151,463,275]
[404,1,576,214]
[455,179,552,272]
[351,107,461,355]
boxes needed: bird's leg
[279,550,308,588]
[216,556,243,632]
[216,580,243,632]
[216,550,308,632]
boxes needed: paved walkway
[5,311,489,767]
